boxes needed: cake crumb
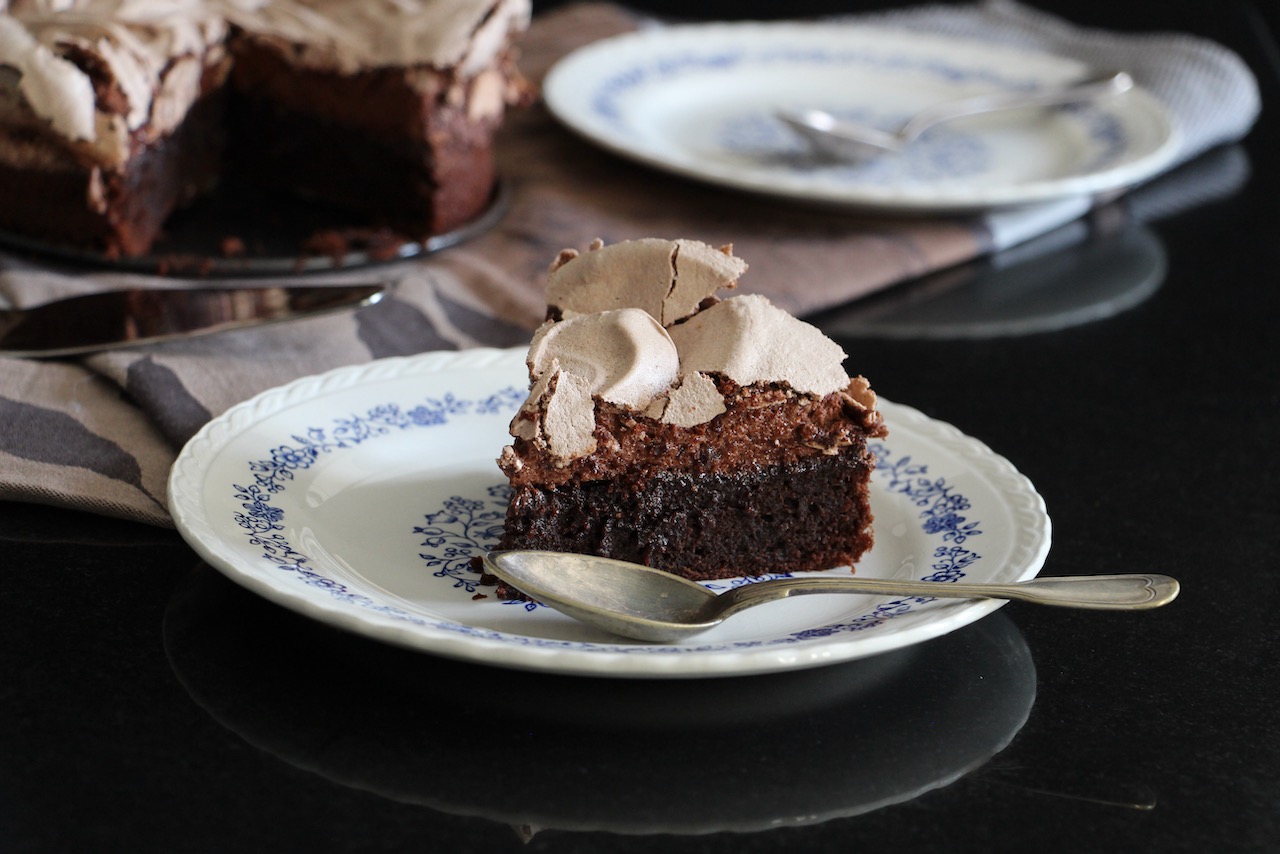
[220,236,246,257]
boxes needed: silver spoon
[484,550,1179,643]
[776,70,1134,163]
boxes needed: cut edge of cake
[0,0,532,257]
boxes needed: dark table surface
[3,2,1278,852]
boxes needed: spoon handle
[718,572,1179,617]
[898,70,1134,143]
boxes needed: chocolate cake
[0,0,232,256]
[494,238,888,590]
[221,0,531,238]
[0,0,530,257]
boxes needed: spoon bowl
[484,550,1179,643]
[776,70,1134,163]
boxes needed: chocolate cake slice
[494,238,887,590]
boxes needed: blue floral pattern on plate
[230,398,987,647]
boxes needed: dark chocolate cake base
[226,44,498,238]
[226,96,494,238]
[496,452,876,595]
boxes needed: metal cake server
[0,283,385,358]
[484,550,1180,643]
[776,70,1134,163]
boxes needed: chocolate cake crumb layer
[502,379,883,490]
[224,38,513,237]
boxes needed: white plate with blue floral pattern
[169,348,1051,679]
[543,22,1179,211]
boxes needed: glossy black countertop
[3,2,1278,852]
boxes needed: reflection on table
[165,564,1036,837]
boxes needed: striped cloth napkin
[0,1,1259,526]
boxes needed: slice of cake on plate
[493,238,887,591]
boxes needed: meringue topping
[526,309,680,409]
[0,0,528,154]
[2,0,228,153]
[221,0,530,76]
[534,364,598,461]
[545,237,747,326]
[667,294,850,397]
[647,372,726,428]
[510,239,863,466]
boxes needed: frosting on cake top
[0,0,528,151]
[512,238,864,463]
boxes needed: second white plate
[169,348,1052,678]
[544,22,1179,212]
